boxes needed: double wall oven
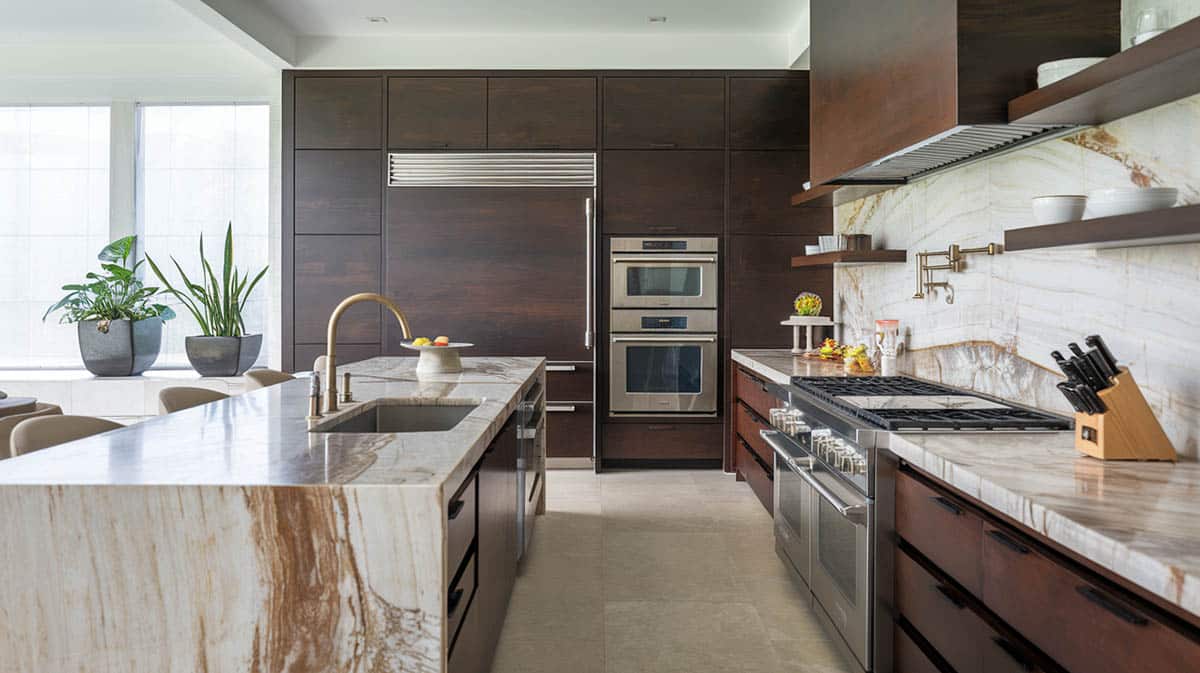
[609,238,718,416]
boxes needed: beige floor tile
[603,530,740,601]
[604,600,781,673]
[771,634,858,672]
[600,493,718,532]
[491,635,605,673]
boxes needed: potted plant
[147,223,268,377]
[44,236,175,377]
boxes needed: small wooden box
[1074,369,1175,461]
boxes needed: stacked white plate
[1037,57,1105,87]
[1086,188,1178,219]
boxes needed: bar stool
[243,369,295,390]
[10,415,122,457]
[158,386,230,414]
[0,403,63,459]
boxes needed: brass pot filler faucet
[913,243,1001,304]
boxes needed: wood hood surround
[809,0,1120,187]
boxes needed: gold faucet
[325,292,413,413]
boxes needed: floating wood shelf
[790,183,899,208]
[790,250,908,267]
[1004,204,1200,252]
[1009,16,1200,125]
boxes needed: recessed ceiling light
[648,16,668,23]
[366,16,389,23]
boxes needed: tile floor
[491,468,858,673]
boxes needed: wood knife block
[1074,368,1176,461]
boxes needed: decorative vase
[77,318,163,377]
[184,334,263,377]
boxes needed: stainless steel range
[760,375,1071,672]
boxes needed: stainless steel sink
[314,399,479,433]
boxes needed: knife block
[1074,368,1175,461]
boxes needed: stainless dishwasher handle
[760,430,869,523]
[610,255,717,263]
[584,196,593,351]
[546,405,577,413]
[546,364,577,372]
[610,336,717,343]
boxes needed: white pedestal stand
[780,316,835,354]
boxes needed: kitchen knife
[1074,383,1106,414]
[1085,348,1117,382]
[1051,350,1083,385]
[1070,352,1108,390]
[1085,335,1120,375]
[1056,381,1086,413]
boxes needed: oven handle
[760,430,869,524]
[610,256,718,263]
[611,336,717,343]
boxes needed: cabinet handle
[991,637,1035,672]
[1076,585,1149,626]
[448,498,466,520]
[649,142,678,148]
[547,405,576,413]
[447,587,465,615]
[934,583,965,609]
[546,364,577,372]
[584,196,593,350]
[929,496,963,516]
[986,529,1031,555]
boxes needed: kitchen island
[0,356,545,673]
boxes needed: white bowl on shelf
[1031,195,1087,225]
[1085,187,1178,219]
[805,244,821,256]
[1036,57,1106,87]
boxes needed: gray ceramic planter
[185,334,263,377]
[77,318,163,377]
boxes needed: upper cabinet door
[601,150,724,234]
[729,76,810,149]
[294,77,383,149]
[603,77,725,149]
[387,77,486,149]
[729,151,829,235]
[487,77,597,149]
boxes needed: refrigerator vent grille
[388,152,597,187]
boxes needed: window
[0,106,110,368]
[136,104,271,367]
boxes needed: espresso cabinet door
[294,150,382,235]
[729,76,810,149]
[729,151,830,235]
[488,77,597,149]
[294,77,383,149]
[601,150,724,234]
[728,235,831,347]
[293,235,381,345]
[387,77,486,149]
[477,413,519,669]
[603,77,725,148]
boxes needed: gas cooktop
[790,376,1072,431]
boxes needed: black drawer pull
[1076,585,1149,626]
[933,583,965,609]
[649,142,678,148]
[447,587,465,616]
[448,498,466,520]
[986,529,1031,555]
[992,637,1035,672]
[929,495,963,516]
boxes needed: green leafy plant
[146,222,268,337]
[43,236,175,330]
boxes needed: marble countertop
[732,349,1200,618]
[731,348,872,385]
[0,356,543,490]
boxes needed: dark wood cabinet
[729,151,829,235]
[896,469,983,596]
[487,77,597,149]
[734,436,773,514]
[731,366,785,513]
[547,404,593,459]
[603,77,725,148]
[729,75,810,149]
[387,77,486,149]
[727,235,831,348]
[294,150,382,235]
[476,411,520,670]
[603,422,722,462]
[601,150,724,234]
[294,77,382,149]
[293,235,381,345]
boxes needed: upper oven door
[609,335,718,413]
[611,254,718,309]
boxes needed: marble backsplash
[833,93,1200,458]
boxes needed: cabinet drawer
[446,471,477,576]
[446,552,477,653]
[447,594,483,673]
[603,422,723,461]
[603,77,724,148]
[735,436,773,514]
[546,363,593,401]
[895,621,942,673]
[734,402,773,467]
[896,546,986,673]
[546,403,593,459]
[735,367,780,420]
[982,522,1200,673]
[896,468,983,596]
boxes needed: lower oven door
[774,450,813,588]
[609,335,717,413]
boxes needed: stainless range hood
[826,123,1078,185]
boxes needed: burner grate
[791,376,959,398]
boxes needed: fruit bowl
[400,339,474,375]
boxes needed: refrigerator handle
[584,196,594,350]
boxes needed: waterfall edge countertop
[0,356,543,489]
[733,349,1200,619]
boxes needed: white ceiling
[0,0,226,42]
[254,0,807,36]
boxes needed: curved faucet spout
[325,293,413,412]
